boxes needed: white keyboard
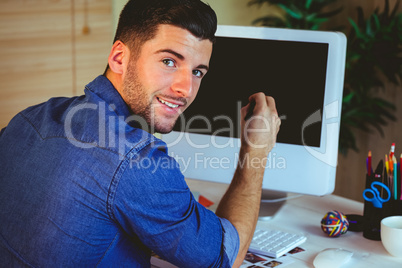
[249,228,307,258]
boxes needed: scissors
[363,181,390,208]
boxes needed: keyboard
[249,228,307,258]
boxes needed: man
[0,0,281,267]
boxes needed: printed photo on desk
[240,247,306,268]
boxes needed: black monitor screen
[173,36,328,147]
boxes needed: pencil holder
[383,199,402,218]
[363,174,382,240]
[363,207,382,240]
[363,166,402,240]
[362,173,392,240]
[363,174,374,217]
[382,167,402,217]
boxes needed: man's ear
[108,41,129,75]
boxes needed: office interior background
[0,0,401,202]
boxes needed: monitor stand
[258,189,287,221]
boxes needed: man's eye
[193,70,204,78]
[162,59,175,67]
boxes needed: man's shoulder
[18,95,88,138]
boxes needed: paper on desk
[192,191,214,208]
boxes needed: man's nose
[171,69,193,98]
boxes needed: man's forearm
[215,147,267,267]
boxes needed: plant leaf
[278,4,303,19]
[305,0,313,10]
[348,18,364,39]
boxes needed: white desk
[185,179,402,268]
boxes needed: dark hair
[114,0,217,47]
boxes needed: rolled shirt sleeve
[218,217,240,266]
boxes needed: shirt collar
[84,75,132,119]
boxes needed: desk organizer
[363,168,402,241]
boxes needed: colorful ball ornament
[320,210,349,237]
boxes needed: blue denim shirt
[0,75,239,267]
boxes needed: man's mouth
[157,97,181,109]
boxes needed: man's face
[122,24,213,134]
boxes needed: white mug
[381,216,402,257]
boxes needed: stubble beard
[122,63,179,134]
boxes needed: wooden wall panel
[73,0,113,94]
[0,0,72,127]
[0,0,112,128]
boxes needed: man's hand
[240,92,281,156]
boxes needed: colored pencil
[393,155,397,200]
[400,154,402,200]
[385,154,389,175]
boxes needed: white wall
[112,0,280,28]
[205,0,279,26]
[112,0,127,31]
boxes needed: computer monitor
[161,25,346,217]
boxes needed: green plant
[248,0,343,30]
[249,0,402,154]
[341,1,401,153]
